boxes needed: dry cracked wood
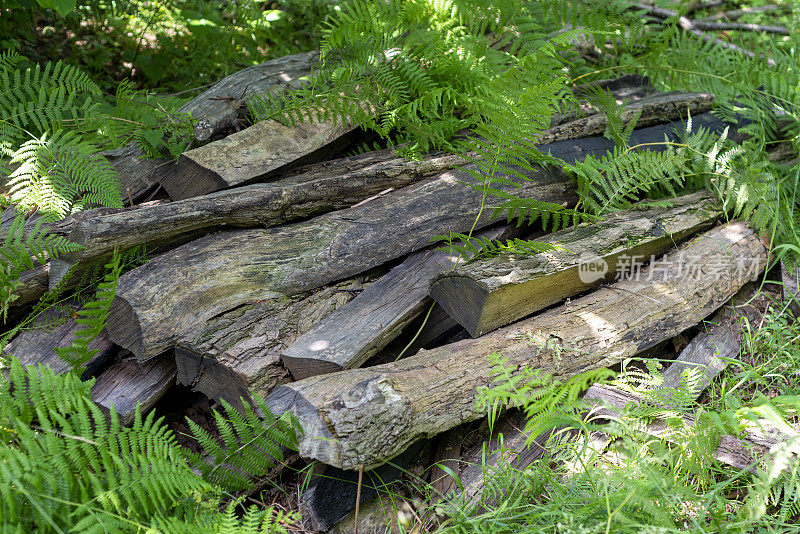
[441,281,763,506]
[160,115,359,200]
[266,221,767,470]
[431,190,721,337]
[175,278,371,406]
[281,225,523,380]
[48,148,463,287]
[91,355,176,426]
[3,298,117,378]
[107,112,734,362]
[101,51,319,201]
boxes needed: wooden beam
[431,190,721,337]
[159,115,359,200]
[282,224,523,380]
[91,355,176,426]
[107,112,734,362]
[48,148,463,287]
[266,221,767,470]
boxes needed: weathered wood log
[91,355,176,426]
[3,298,117,378]
[48,149,463,287]
[160,115,360,200]
[101,51,319,202]
[266,221,767,470]
[108,112,733,362]
[175,278,371,406]
[449,282,763,506]
[783,260,799,318]
[431,190,721,337]
[281,225,523,380]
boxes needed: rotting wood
[431,190,721,337]
[107,112,735,362]
[160,115,359,200]
[281,225,523,380]
[453,282,762,506]
[99,51,319,202]
[266,221,767,470]
[48,149,464,287]
[91,355,176,426]
[174,278,372,406]
[3,298,117,378]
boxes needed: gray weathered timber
[266,222,767,470]
[107,112,734,362]
[438,282,762,506]
[91,355,176,426]
[161,115,359,200]
[281,225,522,380]
[100,51,319,202]
[4,298,117,378]
[175,278,371,406]
[48,149,463,287]
[783,260,799,317]
[431,191,721,337]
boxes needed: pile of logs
[4,53,797,533]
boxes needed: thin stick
[354,467,363,534]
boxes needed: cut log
[783,259,799,318]
[266,221,767,470]
[91,355,176,426]
[160,116,359,200]
[453,282,763,506]
[431,190,721,337]
[100,51,319,202]
[282,224,524,380]
[3,298,117,378]
[48,149,463,287]
[108,112,734,362]
[175,278,371,406]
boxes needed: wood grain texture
[4,298,117,378]
[454,282,762,506]
[49,149,463,287]
[107,112,733,362]
[266,222,767,470]
[174,278,371,406]
[161,116,358,200]
[281,225,522,380]
[431,190,721,337]
[91,355,176,426]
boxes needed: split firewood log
[107,112,732,362]
[266,221,767,470]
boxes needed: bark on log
[448,282,763,506]
[48,149,463,287]
[160,116,359,200]
[91,355,176,426]
[783,260,799,318]
[431,190,721,337]
[266,221,767,470]
[174,278,371,406]
[107,112,733,362]
[281,225,523,380]
[3,298,117,378]
[100,51,319,202]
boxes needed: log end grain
[106,296,145,360]
[161,156,228,201]
[282,352,345,380]
[428,275,489,338]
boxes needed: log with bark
[281,224,524,380]
[783,260,799,318]
[430,190,721,337]
[101,51,319,202]
[266,221,767,470]
[107,112,733,362]
[453,281,763,506]
[48,149,464,287]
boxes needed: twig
[354,467,363,534]
[636,3,776,66]
[692,20,789,35]
[703,4,784,21]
